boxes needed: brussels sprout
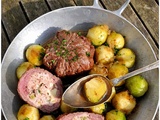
[17,104,40,120]
[26,44,45,66]
[40,115,55,120]
[60,100,77,113]
[95,45,114,64]
[125,75,148,97]
[84,76,107,103]
[87,25,110,46]
[112,91,136,115]
[16,62,34,79]
[89,63,108,77]
[106,109,126,120]
[108,62,128,86]
[106,31,125,50]
[116,48,135,68]
[85,103,106,114]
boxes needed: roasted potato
[87,25,110,46]
[125,75,148,97]
[26,44,45,66]
[112,91,136,115]
[95,45,114,64]
[116,48,135,68]
[16,62,34,79]
[108,62,128,86]
[40,115,55,120]
[17,104,40,120]
[84,76,107,103]
[60,100,77,113]
[85,103,106,114]
[106,109,126,120]
[106,31,125,49]
[89,63,108,77]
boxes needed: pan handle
[93,0,130,16]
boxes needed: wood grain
[47,0,75,10]
[2,0,28,42]
[1,27,10,59]
[130,0,159,43]
[20,0,50,21]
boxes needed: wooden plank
[2,0,28,42]
[45,0,62,10]
[20,0,50,21]
[74,0,93,6]
[101,0,158,58]
[1,27,10,59]
[46,0,75,10]
[130,0,159,44]
[58,0,76,7]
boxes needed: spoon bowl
[62,74,113,108]
[62,60,159,108]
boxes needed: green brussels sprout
[125,75,148,97]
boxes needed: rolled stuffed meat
[56,112,104,120]
[17,67,63,113]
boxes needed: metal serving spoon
[62,60,159,108]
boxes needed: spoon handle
[111,60,159,86]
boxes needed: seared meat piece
[43,30,95,77]
[17,68,63,113]
[56,112,104,120]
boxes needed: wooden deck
[2,0,159,120]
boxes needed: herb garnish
[86,52,90,57]
[51,60,55,64]
[24,117,30,120]
[78,32,82,36]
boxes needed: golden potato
[87,25,109,46]
[89,63,108,77]
[16,62,34,79]
[116,48,136,68]
[17,104,40,120]
[60,100,77,113]
[95,45,114,64]
[108,62,128,86]
[112,91,136,115]
[26,44,45,66]
[84,76,107,103]
[106,109,126,120]
[106,31,125,49]
[85,103,106,114]
[40,115,55,120]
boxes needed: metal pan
[2,0,159,120]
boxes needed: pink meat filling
[57,112,104,120]
[17,67,63,113]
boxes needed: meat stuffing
[43,30,95,77]
[56,112,104,120]
[17,67,63,113]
